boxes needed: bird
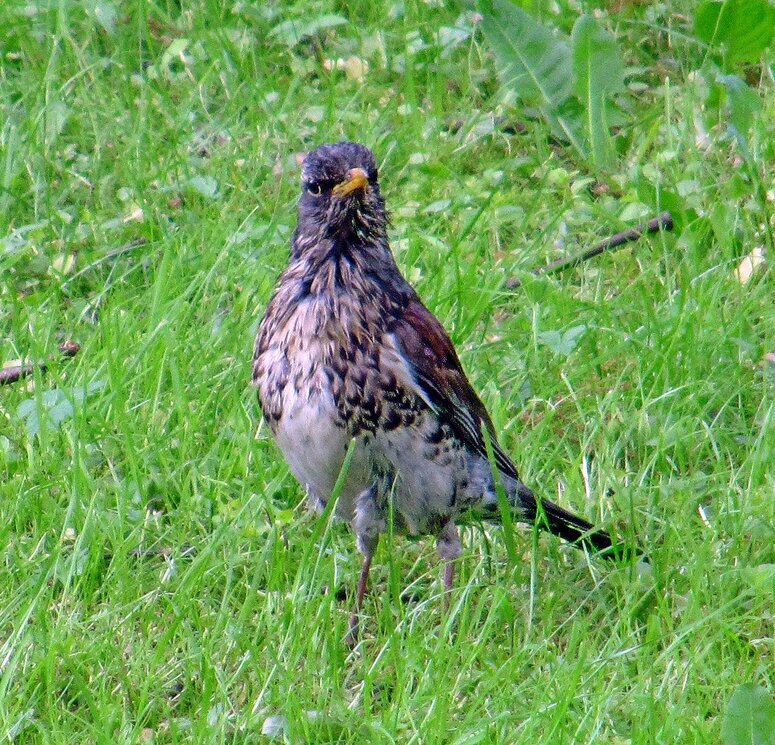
[253,141,626,638]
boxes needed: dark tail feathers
[515,484,631,561]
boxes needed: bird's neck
[289,228,407,302]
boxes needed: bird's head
[297,141,387,243]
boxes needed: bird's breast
[255,287,384,426]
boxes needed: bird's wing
[390,296,625,558]
[390,295,521,482]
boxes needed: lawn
[1,0,773,742]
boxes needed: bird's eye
[306,181,323,196]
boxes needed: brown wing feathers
[393,297,622,557]
[394,297,521,480]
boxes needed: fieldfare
[253,142,625,637]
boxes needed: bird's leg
[347,549,374,641]
[436,522,463,612]
[347,487,382,644]
[442,561,455,612]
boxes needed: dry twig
[506,211,674,289]
[0,341,80,386]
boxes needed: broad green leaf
[721,684,775,745]
[704,71,763,148]
[635,179,684,227]
[695,0,775,65]
[717,74,763,141]
[269,15,348,47]
[571,15,624,169]
[16,382,105,439]
[147,37,193,79]
[477,0,584,156]
[571,16,624,102]
[478,0,572,108]
[163,38,191,62]
[44,101,70,146]
[187,175,220,200]
[481,0,571,109]
[738,562,775,590]
[548,97,587,159]
[423,199,452,214]
[82,0,118,35]
[538,325,587,356]
[90,1,118,35]
[695,0,725,44]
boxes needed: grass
[1,0,773,742]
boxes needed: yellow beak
[332,167,369,197]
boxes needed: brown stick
[505,211,674,289]
[0,341,80,386]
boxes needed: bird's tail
[513,483,630,560]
